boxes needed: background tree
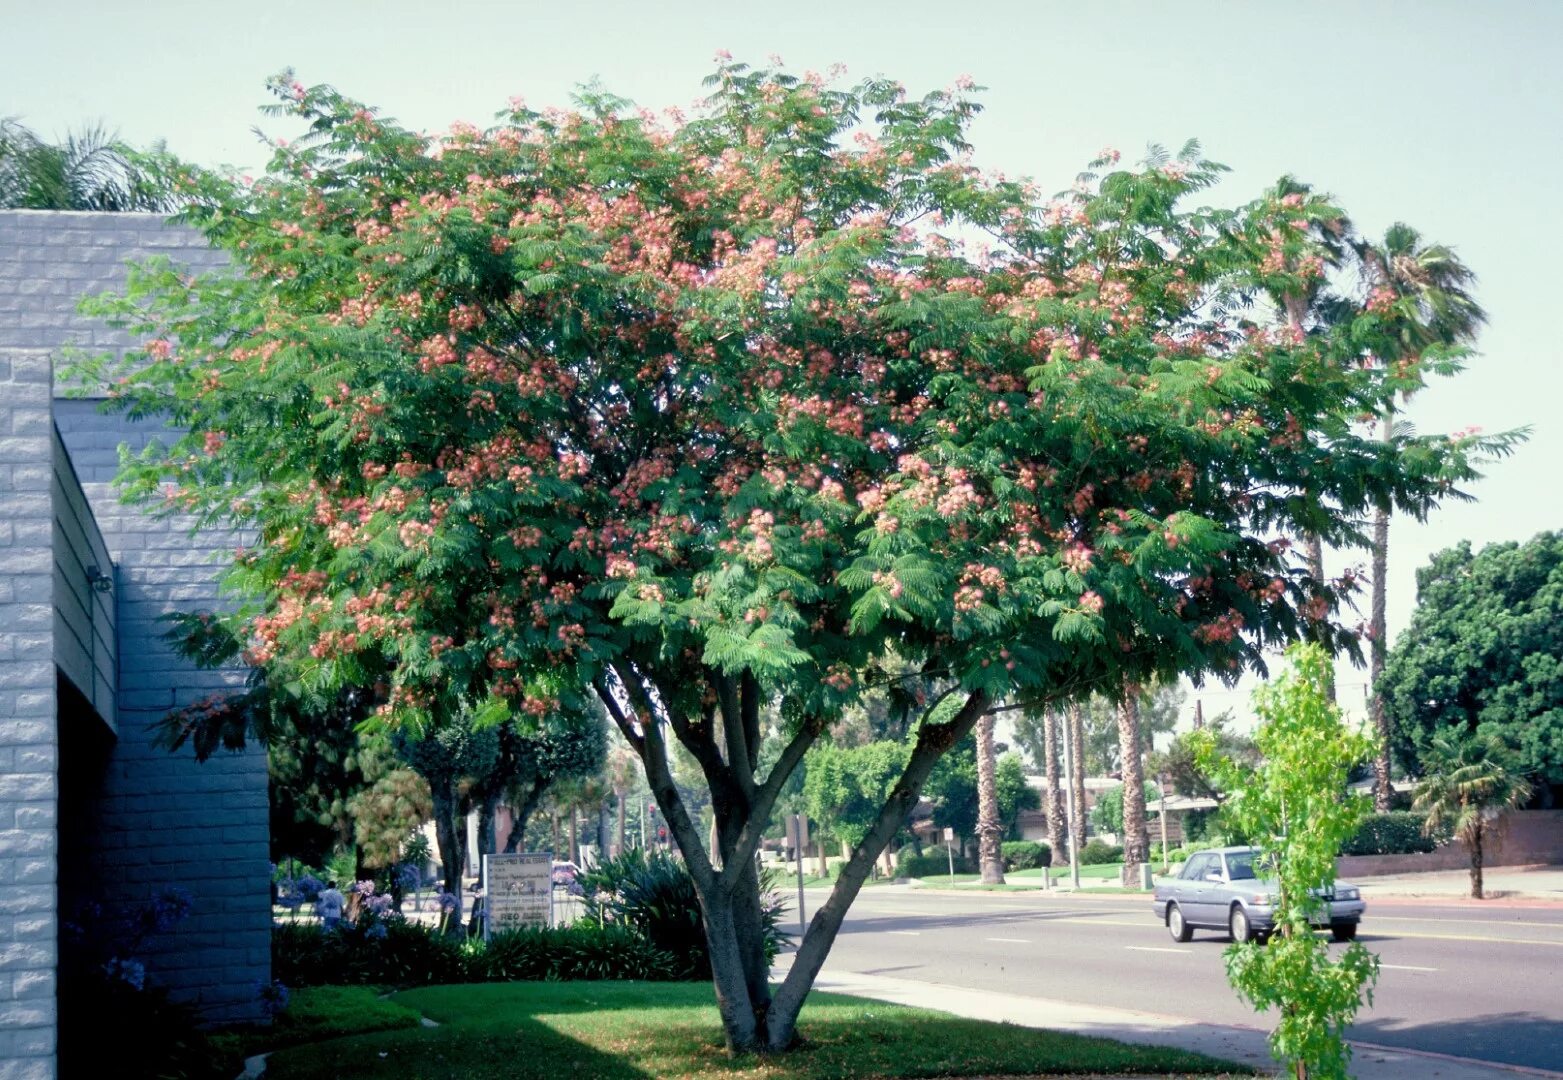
[348,766,433,871]
[801,740,911,863]
[0,118,176,210]
[89,63,1508,1054]
[1012,707,1068,862]
[924,736,1037,853]
[1356,223,1487,810]
[1089,779,1161,836]
[1379,533,1562,801]
[393,716,502,918]
[1150,711,1258,802]
[1413,729,1531,899]
[497,706,608,853]
[1054,683,1183,777]
[1196,645,1379,1080]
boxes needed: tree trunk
[1470,819,1485,900]
[762,692,991,1049]
[551,809,560,857]
[568,806,579,864]
[1370,414,1394,811]
[1043,709,1066,864]
[477,789,501,857]
[429,785,464,924]
[975,713,1006,884]
[1068,702,1087,857]
[616,790,627,858]
[1118,692,1149,887]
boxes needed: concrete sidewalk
[796,964,1562,1079]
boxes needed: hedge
[273,921,687,989]
[1079,840,1124,865]
[898,850,974,877]
[1001,841,1051,870]
[1341,811,1443,856]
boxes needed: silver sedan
[1152,846,1366,943]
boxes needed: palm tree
[1067,702,1087,858]
[1117,689,1150,886]
[1359,224,1486,811]
[1259,177,1356,704]
[974,712,1006,884]
[0,118,176,211]
[1412,729,1530,899]
[1042,708,1066,867]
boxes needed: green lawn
[263,981,1248,1079]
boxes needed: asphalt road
[813,888,1563,1072]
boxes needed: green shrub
[273,919,466,988]
[1000,841,1051,870]
[479,925,683,982]
[1340,811,1443,855]
[578,848,789,979]
[1079,840,1124,865]
[273,918,695,988]
[897,850,973,877]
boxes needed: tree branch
[716,712,824,895]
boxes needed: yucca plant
[579,848,790,979]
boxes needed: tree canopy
[84,60,1506,1053]
[1379,532,1563,795]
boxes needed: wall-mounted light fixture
[86,565,113,593]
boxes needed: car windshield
[1226,852,1261,880]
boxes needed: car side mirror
[1204,872,1224,883]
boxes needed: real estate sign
[482,852,552,938]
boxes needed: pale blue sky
[8,0,1560,720]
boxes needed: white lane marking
[985,937,1031,943]
[887,930,921,936]
[1381,964,1439,972]
[1126,946,1189,954]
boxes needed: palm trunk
[616,790,627,858]
[568,806,580,864]
[1043,709,1066,865]
[975,713,1006,884]
[1068,702,1087,856]
[1470,819,1485,900]
[1118,692,1149,887]
[1304,533,1338,704]
[1370,413,1394,811]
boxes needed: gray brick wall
[0,350,58,1080]
[0,212,269,1058]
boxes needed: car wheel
[1167,903,1193,943]
[1331,922,1358,942]
[1230,905,1254,943]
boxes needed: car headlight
[1250,892,1277,906]
[1336,887,1359,901]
